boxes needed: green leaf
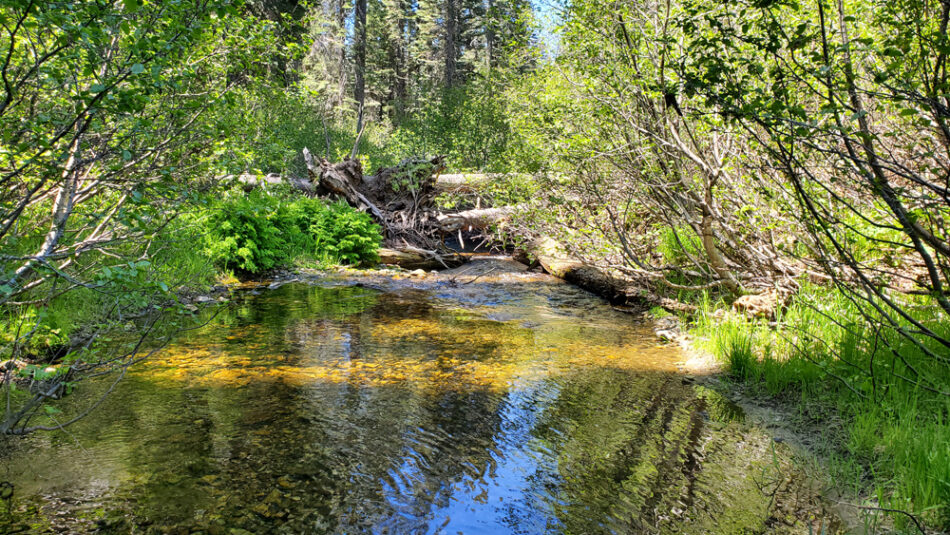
[131,63,145,74]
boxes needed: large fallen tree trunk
[528,237,642,306]
[223,173,316,194]
[436,206,516,232]
[526,237,697,313]
[377,247,464,270]
[224,171,486,194]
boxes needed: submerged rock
[653,315,681,342]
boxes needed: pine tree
[355,0,368,132]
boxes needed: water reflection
[0,269,780,534]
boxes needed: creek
[0,258,811,534]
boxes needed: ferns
[203,191,381,273]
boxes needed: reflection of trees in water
[86,375,507,532]
[174,284,381,360]
[327,387,506,533]
[0,373,506,533]
[532,367,770,535]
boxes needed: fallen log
[377,247,464,270]
[435,173,490,185]
[436,206,516,232]
[529,237,646,307]
[432,173,490,193]
[225,171,481,194]
[527,237,699,313]
[223,173,316,194]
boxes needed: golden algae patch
[142,334,680,392]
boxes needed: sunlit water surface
[0,262,785,534]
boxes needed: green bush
[308,201,381,265]
[204,191,381,273]
[382,82,540,173]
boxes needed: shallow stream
[0,259,815,534]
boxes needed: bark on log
[225,173,315,194]
[377,247,464,270]
[527,238,697,313]
[432,173,490,193]
[227,171,478,193]
[436,206,515,232]
[530,237,646,307]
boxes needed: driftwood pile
[298,149,509,268]
[303,149,447,248]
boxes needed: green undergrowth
[686,287,950,531]
[0,215,217,360]
[1,189,382,359]
[199,188,381,275]
[220,83,541,179]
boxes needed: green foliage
[204,192,298,273]
[214,86,393,176]
[203,191,381,273]
[0,211,213,360]
[693,288,950,529]
[381,81,542,173]
[657,226,704,266]
[292,198,382,266]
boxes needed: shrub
[204,191,381,273]
[309,201,381,265]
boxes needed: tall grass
[691,286,950,530]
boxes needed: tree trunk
[529,238,645,307]
[485,0,494,70]
[393,1,410,124]
[436,206,515,232]
[378,247,464,270]
[444,0,457,88]
[335,0,348,109]
[354,0,367,132]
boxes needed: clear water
[0,262,790,534]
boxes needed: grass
[688,285,950,531]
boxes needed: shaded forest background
[232,0,542,175]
